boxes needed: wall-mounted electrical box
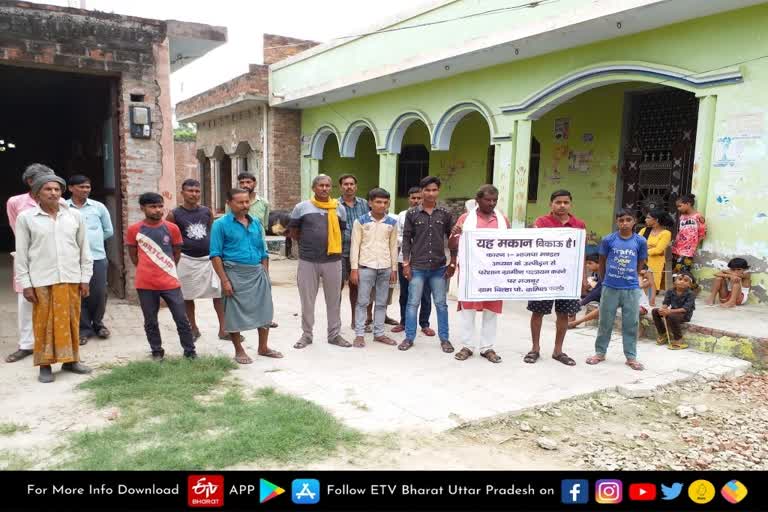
[129,105,151,139]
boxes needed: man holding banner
[524,190,585,366]
[450,185,509,363]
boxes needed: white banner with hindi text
[457,228,585,301]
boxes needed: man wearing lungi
[15,174,93,383]
[449,185,509,364]
[167,179,228,341]
[210,188,281,364]
[5,163,56,364]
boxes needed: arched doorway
[396,119,431,212]
[321,127,379,199]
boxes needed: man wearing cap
[5,163,55,363]
[15,174,94,383]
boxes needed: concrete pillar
[691,95,717,217]
[492,138,515,219]
[378,152,398,212]
[301,157,320,200]
[510,119,532,228]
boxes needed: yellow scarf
[310,196,342,255]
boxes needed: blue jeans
[594,287,641,360]
[405,267,449,342]
[398,263,431,328]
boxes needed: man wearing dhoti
[14,174,94,383]
[167,179,229,341]
[210,188,281,364]
[450,185,509,363]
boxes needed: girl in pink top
[672,194,706,284]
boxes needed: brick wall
[193,107,264,159]
[263,33,319,65]
[174,141,199,202]
[0,1,170,300]
[175,66,268,120]
[268,108,302,210]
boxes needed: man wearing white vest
[449,185,510,363]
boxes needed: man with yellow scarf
[288,174,351,349]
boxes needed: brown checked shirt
[401,204,456,270]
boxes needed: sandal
[398,339,414,351]
[391,325,405,333]
[79,337,89,346]
[234,354,253,364]
[440,341,454,353]
[668,342,689,350]
[421,327,436,337]
[552,352,576,366]
[384,316,399,326]
[625,359,645,371]
[454,347,473,361]
[220,333,245,343]
[269,322,278,328]
[293,338,313,349]
[258,348,284,358]
[523,351,540,364]
[481,349,502,363]
[328,335,352,348]
[353,336,366,348]
[96,326,111,339]
[586,354,606,365]
[656,335,668,345]
[374,335,397,346]
[5,349,33,363]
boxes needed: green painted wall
[529,82,646,238]
[319,130,379,199]
[397,112,490,211]
[298,4,768,301]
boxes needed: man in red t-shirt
[126,192,196,361]
[524,190,586,367]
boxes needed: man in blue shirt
[210,188,281,364]
[67,175,114,345]
[586,209,648,371]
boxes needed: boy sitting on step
[706,257,751,308]
[652,272,696,350]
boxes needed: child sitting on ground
[652,272,696,350]
[706,257,751,308]
[569,264,653,329]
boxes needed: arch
[233,141,253,157]
[211,146,227,160]
[308,124,341,159]
[384,110,433,154]
[340,119,379,158]
[432,100,496,151]
[501,62,742,119]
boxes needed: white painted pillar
[378,152,398,213]
[510,119,532,228]
[691,95,717,218]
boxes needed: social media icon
[595,479,623,504]
[260,478,285,504]
[629,483,657,501]
[661,483,683,500]
[561,480,589,504]
[721,480,748,504]
[688,480,715,504]
[187,475,224,508]
[292,479,320,505]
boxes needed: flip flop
[586,355,606,365]
[293,338,313,349]
[328,336,352,348]
[440,341,454,353]
[374,335,397,346]
[79,337,89,346]
[220,333,245,343]
[668,342,689,350]
[398,340,414,351]
[625,359,645,371]
[481,349,502,363]
[353,336,366,348]
[96,326,111,339]
[455,347,473,360]
[421,327,436,337]
[258,349,284,358]
[234,354,253,364]
[391,325,405,333]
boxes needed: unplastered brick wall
[194,107,265,159]
[175,66,268,121]
[268,108,302,210]
[263,33,319,65]
[174,141,199,202]
[0,1,171,300]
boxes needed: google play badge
[260,479,286,504]
[721,480,748,504]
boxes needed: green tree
[173,122,197,142]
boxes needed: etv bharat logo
[188,475,224,508]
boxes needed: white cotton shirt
[14,204,93,289]
[396,210,408,264]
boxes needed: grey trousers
[297,259,342,342]
[80,258,108,337]
[355,267,391,337]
